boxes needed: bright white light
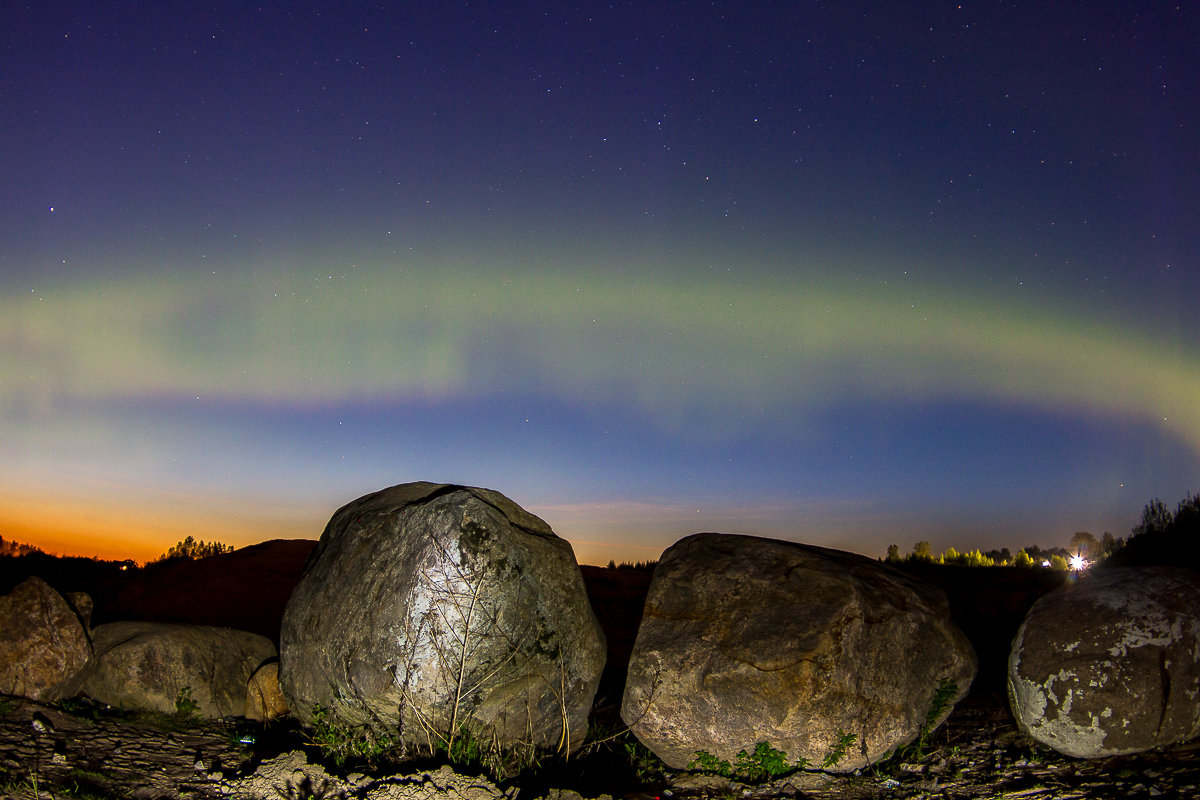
[1069,554,1088,571]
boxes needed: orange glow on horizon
[0,487,324,563]
[0,488,662,566]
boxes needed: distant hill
[1,538,316,643]
[98,538,318,642]
[0,549,133,599]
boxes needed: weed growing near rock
[821,729,857,768]
[735,741,799,781]
[688,741,809,783]
[621,736,667,784]
[687,731,864,783]
[174,686,199,719]
[687,749,732,777]
[435,725,527,781]
[306,704,400,768]
[880,677,960,768]
[914,678,958,755]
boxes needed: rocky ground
[5,552,1198,798]
[2,690,1198,800]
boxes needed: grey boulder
[1008,566,1200,757]
[0,577,93,701]
[82,621,278,719]
[280,482,605,757]
[621,533,976,772]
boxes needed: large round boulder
[81,621,278,719]
[0,577,93,701]
[279,482,606,757]
[1008,566,1200,757]
[621,533,976,772]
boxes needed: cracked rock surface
[1008,566,1200,758]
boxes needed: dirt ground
[2,688,1198,800]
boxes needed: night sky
[3,2,1198,564]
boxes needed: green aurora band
[4,254,1198,454]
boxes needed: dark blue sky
[3,2,1197,563]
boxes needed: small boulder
[280,482,606,757]
[245,660,289,722]
[82,621,277,719]
[1008,566,1200,757]
[0,577,93,701]
[621,533,976,772]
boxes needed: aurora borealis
[3,3,1197,563]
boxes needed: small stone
[670,774,731,792]
[244,660,288,722]
[543,791,585,800]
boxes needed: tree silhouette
[1107,493,1200,570]
[156,535,233,561]
[1133,499,1173,538]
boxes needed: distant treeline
[0,534,236,565]
[0,535,44,558]
[0,546,136,598]
[885,491,1200,572]
[887,542,1080,570]
[7,490,1197,581]
[605,559,658,571]
[153,535,234,563]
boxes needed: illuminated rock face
[1008,567,1200,758]
[279,482,605,755]
[0,577,93,701]
[621,533,977,772]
